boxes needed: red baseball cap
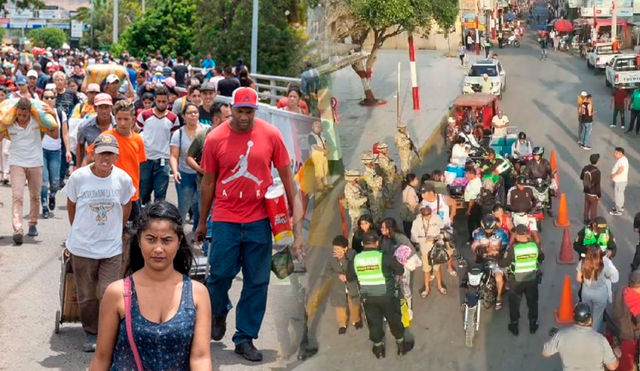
[232,87,259,109]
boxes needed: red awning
[594,18,627,27]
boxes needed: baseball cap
[419,183,436,194]
[200,81,216,92]
[26,70,38,78]
[47,64,57,71]
[448,117,456,123]
[86,83,101,93]
[105,74,120,84]
[94,93,113,106]
[15,76,27,85]
[44,83,56,91]
[93,133,119,154]
[155,66,163,73]
[593,216,608,233]
[580,91,588,97]
[232,87,259,109]
[164,77,176,89]
[629,270,640,285]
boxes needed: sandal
[421,290,430,299]
[449,270,458,277]
[496,300,503,310]
[437,287,448,295]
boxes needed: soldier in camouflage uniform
[343,169,369,234]
[394,122,414,176]
[376,142,397,208]
[361,151,384,224]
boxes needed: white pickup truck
[605,54,640,90]
[587,43,620,73]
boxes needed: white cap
[105,74,120,84]
[26,70,38,78]
[580,91,588,96]
[448,117,456,123]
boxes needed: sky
[43,0,89,11]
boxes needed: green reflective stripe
[354,251,385,287]
[512,242,539,273]
[583,228,609,251]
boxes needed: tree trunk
[352,45,386,106]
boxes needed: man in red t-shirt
[195,87,304,362]
[611,88,628,129]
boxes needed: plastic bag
[85,64,128,87]
[271,246,294,279]
[400,298,411,328]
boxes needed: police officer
[394,122,414,176]
[502,224,543,336]
[362,151,385,223]
[375,142,397,208]
[573,216,617,259]
[347,230,415,359]
[343,169,370,234]
[542,302,619,371]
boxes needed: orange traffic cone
[553,171,561,197]
[554,275,575,325]
[554,193,571,227]
[557,227,577,265]
[549,150,558,173]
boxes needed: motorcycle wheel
[465,306,477,348]
[514,40,521,48]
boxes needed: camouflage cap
[345,169,360,178]
[377,142,389,149]
[361,151,375,162]
[397,122,407,128]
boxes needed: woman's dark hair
[141,92,155,102]
[356,214,375,234]
[421,173,432,184]
[492,203,504,212]
[287,85,302,98]
[182,102,199,116]
[127,201,194,275]
[402,173,417,189]
[381,217,403,237]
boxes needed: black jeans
[467,203,483,241]
[403,221,413,240]
[363,294,405,343]
[509,279,539,323]
[628,109,640,133]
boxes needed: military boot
[397,338,415,356]
[372,343,385,359]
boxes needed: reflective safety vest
[583,228,610,252]
[511,242,539,282]
[354,250,387,296]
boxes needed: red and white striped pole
[408,33,420,110]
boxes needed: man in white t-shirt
[610,147,629,216]
[61,133,135,352]
[492,111,510,137]
[0,98,59,244]
[136,85,180,205]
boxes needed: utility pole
[250,0,258,74]
[90,0,95,49]
[611,0,618,51]
[142,0,145,13]
[113,0,119,44]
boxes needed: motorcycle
[460,255,498,348]
[530,177,553,231]
[508,153,533,175]
[504,35,521,48]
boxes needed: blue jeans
[42,149,61,212]
[139,159,170,205]
[175,170,199,230]
[580,121,593,146]
[206,218,272,345]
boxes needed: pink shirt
[201,118,290,223]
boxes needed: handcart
[54,248,81,334]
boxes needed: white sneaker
[610,125,616,128]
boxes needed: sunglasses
[43,96,56,100]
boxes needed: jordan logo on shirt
[221,140,263,185]
[90,202,115,225]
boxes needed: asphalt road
[288,21,640,371]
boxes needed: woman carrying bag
[577,247,616,333]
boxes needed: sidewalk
[333,49,466,171]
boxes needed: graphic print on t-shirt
[221,140,263,185]
[90,202,115,225]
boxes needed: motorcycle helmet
[573,302,592,325]
[481,215,498,231]
[462,123,473,134]
[516,174,528,185]
[518,131,527,140]
[532,146,544,156]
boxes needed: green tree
[28,27,67,48]
[317,0,459,105]
[194,0,307,77]
[74,0,141,48]
[118,0,196,58]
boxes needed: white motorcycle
[505,35,521,48]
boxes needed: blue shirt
[201,58,215,79]
[127,68,137,90]
[472,229,509,253]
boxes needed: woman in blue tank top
[90,201,212,370]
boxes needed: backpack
[582,167,595,191]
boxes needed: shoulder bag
[124,276,145,371]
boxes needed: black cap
[573,302,592,324]
[514,224,528,235]
[419,183,436,194]
[200,81,217,92]
[362,230,380,244]
[592,216,607,233]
